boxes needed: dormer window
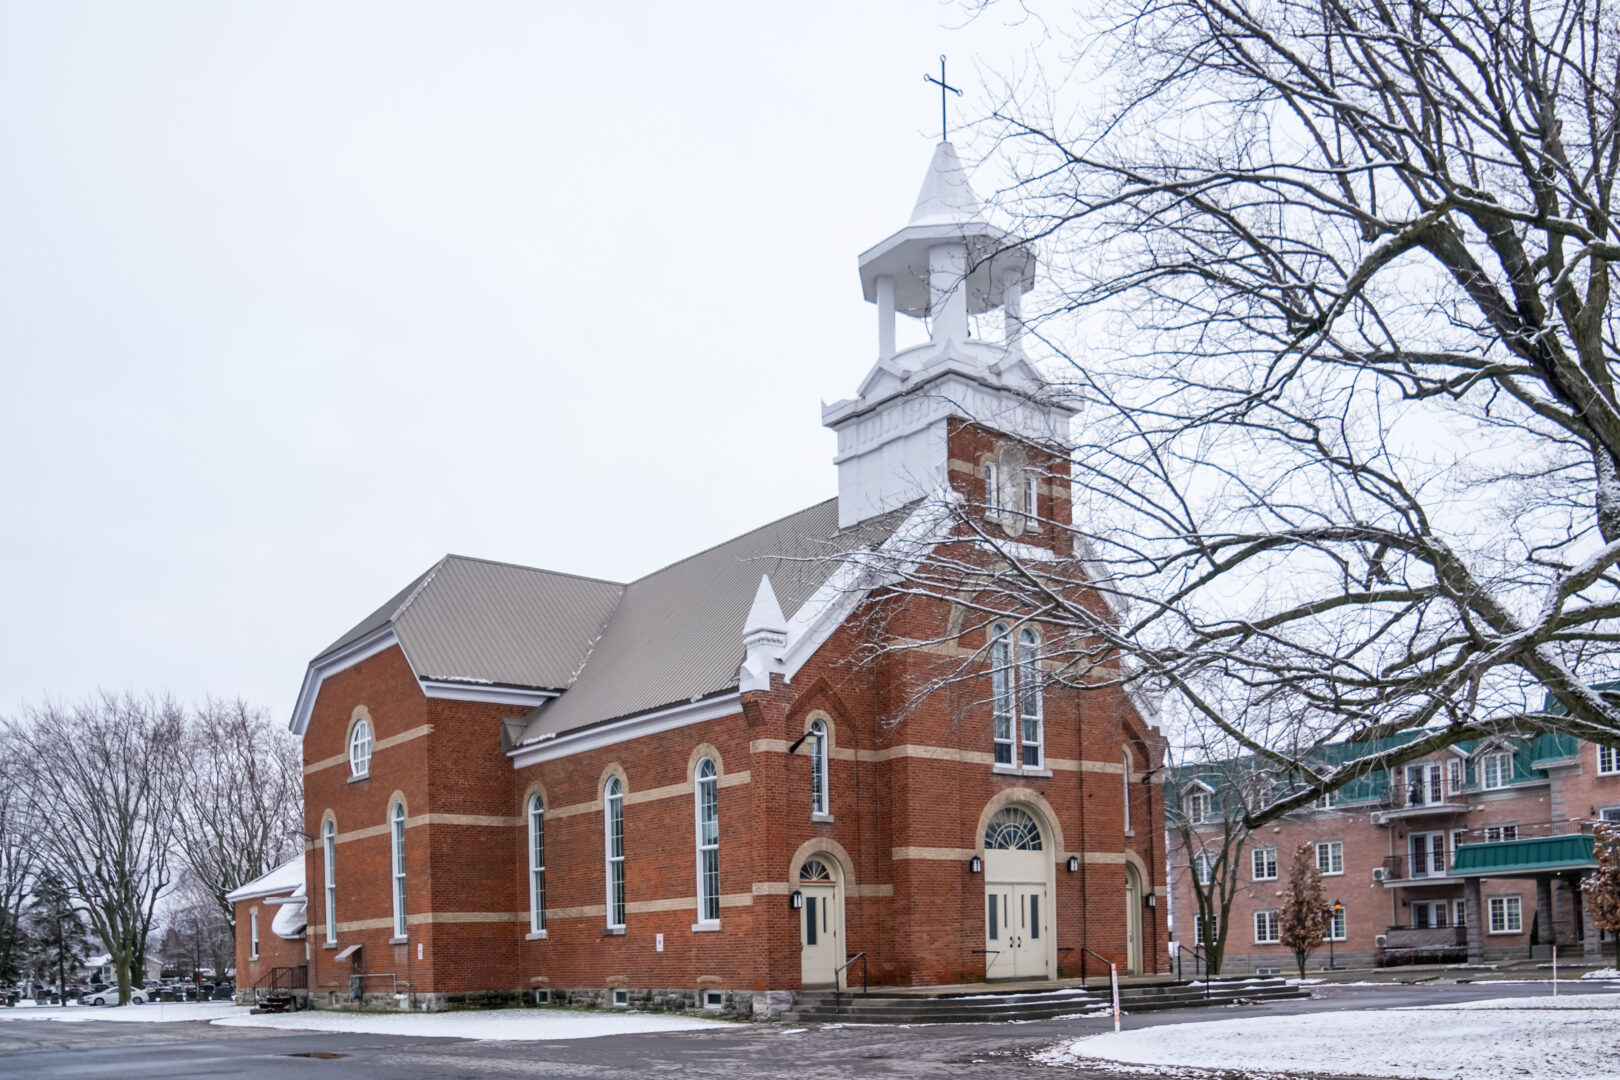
[348,719,372,778]
[1185,789,1212,823]
[1481,750,1512,790]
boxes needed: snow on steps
[781,978,1307,1024]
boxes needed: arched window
[991,625,1014,764]
[800,857,834,881]
[604,777,625,929]
[990,625,1044,770]
[389,801,406,938]
[349,719,372,778]
[695,758,719,924]
[322,818,337,944]
[809,719,830,817]
[249,908,259,960]
[1122,748,1133,834]
[983,461,1000,520]
[984,806,1043,850]
[1018,629,1043,767]
[528,794,546,934]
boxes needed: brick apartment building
[1166,732,1617,973]
[240,143,1170,1014]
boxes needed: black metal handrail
[1176,945,1211,997]
[253,965,308,992]
[1078,946,1113,986]
[833,952,867,1013]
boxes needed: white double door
[985,882,1049,979]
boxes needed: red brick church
[237,142,1169,1014]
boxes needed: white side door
[800,885,840,987]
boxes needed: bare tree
[861,0,1620,819]
[5,695,185,1004]
[1280,842,1332,979]
[173,700,302,928]
[0,729,36,984]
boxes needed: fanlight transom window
[799,858,834,881]
[984,807,1043,851]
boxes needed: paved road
[0,981,1611,1079]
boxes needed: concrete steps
[781,978,1307,1024]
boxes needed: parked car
[86,987,147,1006]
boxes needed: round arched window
[349,718,372,777]
[984,807,1043,851]
[799,858,834,881]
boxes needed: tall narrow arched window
[809,719,830,817]
[1122,749,1133,834]
[389,801,406,938]
[349,719,372,778]
[991,625,1014,765]
[604,777,625,929]
[1018,628,1043,767]
[322,818,337,944]
[527,794,546,934]
[695,758,720,924]
[984,461,1000,519]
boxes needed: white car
[87,988,148,1006]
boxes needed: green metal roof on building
[1450,833,1596,877]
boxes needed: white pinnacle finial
[740,574,788,693]
[909,142,983,226]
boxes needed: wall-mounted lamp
[789,890,803,910]
[1066,856,1080,873]
[1146,893,1157,908]
[969,856,983,874]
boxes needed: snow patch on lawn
[1581,967,1620,979]
[0,1002,240,1024]
[211,1006,731,1041]
[1037,995,1620,1080]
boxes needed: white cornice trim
[507,693,741,769]
[289,628,406,737]
[420,681,558,707]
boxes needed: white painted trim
[506,694,742,768]
[420,681,558,707]
[290,628,405,736]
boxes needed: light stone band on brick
[547,770,750,819]
[304,724,434,775]
[747,739,1128,774]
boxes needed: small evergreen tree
[1280,842,1331,980]
[25,870,88,1004]
[1583,823,1620,967]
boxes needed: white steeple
[823,143,1075,528]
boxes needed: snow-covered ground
[1038,993,1620,1080]
[0,999,731,1041]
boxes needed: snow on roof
[225,855,304,903]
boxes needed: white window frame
[1186,790,1212,824]
[348,719,372,778]
[989,625,1045,773]
[1017,629,1044,769]
[322,818,337,945]
[1600,806,1620,822]
[1447,757,1464,794]
[1484,824,1520,843]
[249,908,259,960]
[1481,750,1512,790]
[1194,913,1216,946]
[528,794,546,934]
[808,720,830,819]
[695,757,720,927]
[1122,750,1133,835]
[1023,474,1038,521]
[1251,847,1278,881]
[983,461,1000,520]
[1454,898,1467,927]
[1326,905,1347,941]
[1488,895,1522,934]
[1193,850,1214,886]
[1599,745,1620,776]
[389,801,407,939]
[1316,840,1344,876]
[1254,910,1280,944]
[605,777,626,929]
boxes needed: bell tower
[823,142,1076,528]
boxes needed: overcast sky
[0,1,1047,722]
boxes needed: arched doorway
[1124,861,1145,975]
[798,857,845,988]
[982,805,1054,980]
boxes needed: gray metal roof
[516,498,906,741]
[317,555,624,691]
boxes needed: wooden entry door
[985,882,1048,978]
[798,857,843,988]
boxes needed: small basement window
[612,988,629,1007]
[704,990,723,1010]
[533,989,550,1005]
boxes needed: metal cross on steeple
[923,54,963,142]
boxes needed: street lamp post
[1326,900,1344,970]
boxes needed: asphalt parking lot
[0,980,1608,1080]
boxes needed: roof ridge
[627,497,838,585]
[440,552,625,588]
[391,556,449,626]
